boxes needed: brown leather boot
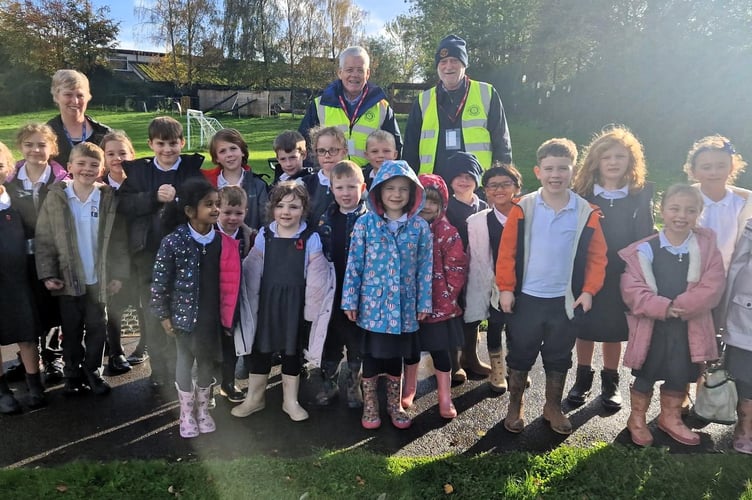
[542,371,572,435]
[657,386,700,445]
[503,369,528,433]
[627,387,653,446]
[460,324,491,376]
[733,398,752,454]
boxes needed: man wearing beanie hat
[298,46,402,169]
[403,34,512,178]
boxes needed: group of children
[0,113,751,456]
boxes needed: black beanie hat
[435,35,468,68]
[444,152,482,187]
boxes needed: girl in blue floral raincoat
[342,159,432,430]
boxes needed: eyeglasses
[315,148,343,157]
[485,181,516,191]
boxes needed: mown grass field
[0,109,576,192]
[0,445,750,499]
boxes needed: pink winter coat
[418,174,468,323]
[618,227,725,369]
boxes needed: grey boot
[344,360,363,408]
[315,360,340,406]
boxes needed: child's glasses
[316,148,342,157]
[485,181,516,191]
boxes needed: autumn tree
[136,0,217,87]
[0,0,118,75]
[325,0,367,60]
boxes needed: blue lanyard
[63,122,87,147]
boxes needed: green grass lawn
[0,109,566,191]
[0,445,750,499]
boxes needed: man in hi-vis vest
[298,46,402,168]
[403,35,512,181]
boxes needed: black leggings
[246,352,300,376]
[362,355,402,378]
[405,351,451,372]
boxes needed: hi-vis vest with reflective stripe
[315,97,389,165]
[418,80,493,173]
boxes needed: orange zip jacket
[495,190,608,319]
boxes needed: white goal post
[186,109,223,150]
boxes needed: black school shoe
[108,355,132,375]
[84,370,112,396]
[63,377,89,397]
[220,383,247,403]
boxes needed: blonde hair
[0,141,14,184]
[16,123,59,158]
[69,142,104,165]
[683,134,747,184]
[573,125,647,196]
[50,69,91,103]
[365,130,396,150]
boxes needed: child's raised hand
[43,278,64,291]
[345,310,357,322]
[500,291,515,314]
[157,184,176,203]
[161,318,176,337]
[573,292,593,313]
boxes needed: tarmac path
[0,333,736,469]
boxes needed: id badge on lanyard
[445,129,461,150]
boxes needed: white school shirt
[493,206,508,225]
[637,231,693,262]
[17,163,52,207]
[64,183,101,285]
[698,188,744,271]
[593,183,628,200]
[217,170,244,188]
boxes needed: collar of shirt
[385,212,408,233]
[154,157,182,171]
[17,163,52,187]
[0,189,11,210]
[65,182,100,205]
[343,90,364,107]
[658,230,693,255]
[536,188,577,212]
[188,223,216,245]
[107,174,122,190]
[593,183,629,200]
[218,170,244,188]
[216,221,239,239]
[317,170,331,187]
[701,188,734,207]
[279,172,291,181]
[269,220,308,238]
[493,206,508,225]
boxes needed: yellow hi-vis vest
[417,80,493,174]
[315,97,389,165]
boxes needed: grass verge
[1,444,750,499]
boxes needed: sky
[92,0,411,51]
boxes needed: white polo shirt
[65,183,101,285]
